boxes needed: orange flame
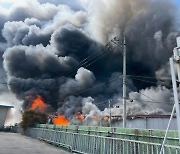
[75,112,85,120]
[53,115,69,125]
[30,95,47,110]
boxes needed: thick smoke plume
[0,0,180,125]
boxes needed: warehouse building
[0,105,13,128]
[112,115,177,130]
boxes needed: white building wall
[112,118,178,130]
[0,107,9,128]
[147,118,177,130]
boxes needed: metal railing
[26,127,180,154]
[36,124,179,146]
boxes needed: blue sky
[175,0,180,6]
[175,0,180,4]
[175,0,180,18]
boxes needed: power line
[3,37,173,84]
[139,89,169,103]
[129,76,158,85]
[1,73,171,105]
[130,98,171,104]
[57,51,105,78]
[53,39,113,80]
[129,76,173,89]
[72,75,123,96]
[29,75,123,105]
[128,75,171,80]
[124,80,171,105]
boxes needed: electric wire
[129,76,158,85]
[72,75,123,96]
[2,36,176,108]
[127,75,171,80]
[57,51,105,78]
[44,75,171,107]
[125,81,167,104]
[41,75,124,105]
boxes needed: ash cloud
[8,77,59,108]
[51,26,99,58]
[59,67,95,100]
[86,0,179,81]
[2,21,51,47]
[3,45,79,78]
[0,0,180,125]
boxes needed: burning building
[52,115,69,126]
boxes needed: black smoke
[0,0,180,117]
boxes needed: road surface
[0,132,70,154]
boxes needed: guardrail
[25,127,180,154]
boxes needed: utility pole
[160,104,176,154]
[169,58,180,143]
[170,37,180,143]
[123,37,127,128]
[109,99,112,127]
[107,36,127,128]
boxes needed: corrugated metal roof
[127,114,176,118]
[0,105,14,108]
[112,114,176,119]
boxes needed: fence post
[103,138,107,154]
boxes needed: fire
[53,115,69,125]
[30,95,47,110]
[75,112,85,120]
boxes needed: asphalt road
[0,132,70,154]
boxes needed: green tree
[20,109,48,130]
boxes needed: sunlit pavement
[0,132,70,154]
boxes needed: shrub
[20,109,48,130]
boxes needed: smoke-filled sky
[0,0,180,123]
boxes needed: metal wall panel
[0,107,9,128]
[112,118,178,130]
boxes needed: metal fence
[36,124,180,146]
[25,127,180,154]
